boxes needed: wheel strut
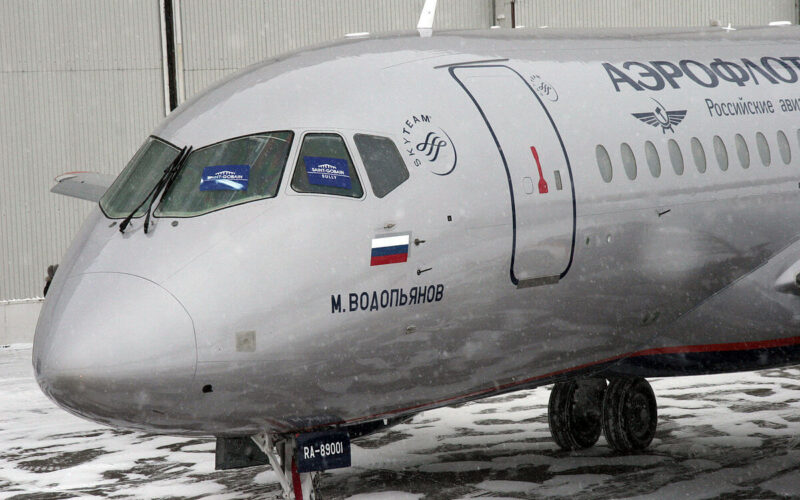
[252,433,318,500]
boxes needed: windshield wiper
[143,145,193,233]
[119,145,192,234]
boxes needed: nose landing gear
[548,376,657,453]
[251,433,319,500]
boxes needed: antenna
[417,0,437,38]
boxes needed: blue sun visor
[304,156,352,189]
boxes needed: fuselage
[33,26,800,436]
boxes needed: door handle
[530,146,549,194]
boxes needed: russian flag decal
[371,234,410,266]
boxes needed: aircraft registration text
[331,284,445,313]
[295,431,351,473]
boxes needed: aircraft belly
[609,235,800,377]
[658,232,800,348]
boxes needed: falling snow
[2,344,800,499]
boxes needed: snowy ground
[2,344,800,499]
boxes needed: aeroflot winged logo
[401,114,457,176]
[632,99,687,134]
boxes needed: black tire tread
[548,382,574,450]
[548,379,604,451]
[602,377,657,453]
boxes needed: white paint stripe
[371,235,410,248]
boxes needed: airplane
[32,4,800,498]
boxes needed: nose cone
[33,273,197,431]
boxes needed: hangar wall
[1,0,798,340]
[178,0,493,99]
[514,0,798,28]
[0,0,167,304]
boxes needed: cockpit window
[354,134,409,198]
[100,137,181,219]
[290,133,364,198]
[156,131,293,217]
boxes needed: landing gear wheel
[602,377,657,453]
[548,378,606,450]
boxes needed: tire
[548,378,606,450]
[602,377,657,453]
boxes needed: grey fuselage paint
[33,26,800,436]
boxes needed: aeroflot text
[604,56,800,92]
[331,284,445,313]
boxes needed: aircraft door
[450,65,575,287]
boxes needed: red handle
[530,146,549,194]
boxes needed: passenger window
[756,132,771,166]
[713,135,728,171]
[353,134,409,198]
[596,145,612,183]
[620,143,636,180]
[645,141,661,178]
[691,138,706,173]
[778,130,792,165]
[291,133,363,198]
[735,134,750,169]
[668,139,684,175]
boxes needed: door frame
[449,64,577,287]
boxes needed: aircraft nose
[33,273,197,429]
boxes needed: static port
[202,384,213,393]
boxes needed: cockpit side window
[353,134,409,198]
[290,133,364,198]
[156,131,293,217]
[100,137,181,219]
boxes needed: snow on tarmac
[1,344,799,499]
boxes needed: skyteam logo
[401,114,457,176]
[200,165,250,191]
[632,98,687,134]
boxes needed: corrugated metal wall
[0,0,166,300]
[515,0,798,28]
[178,0,494,99]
